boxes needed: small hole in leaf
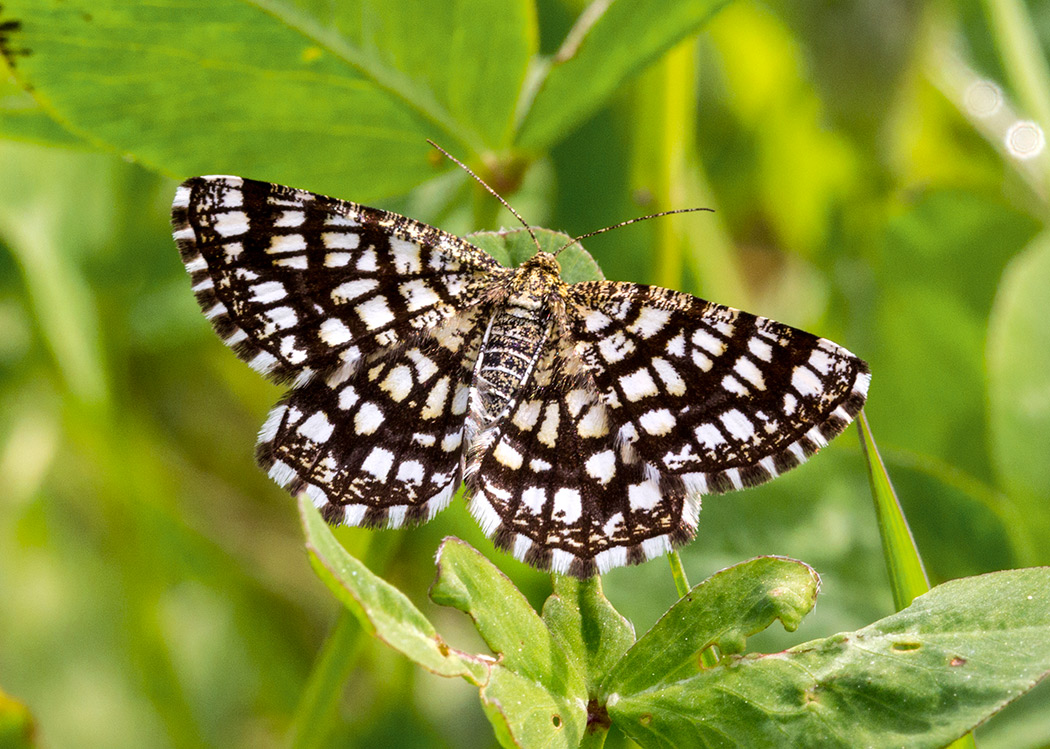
[551,714,561,728]
[891,640,922,652]
[639,713,653,726]
[951,656,967,667]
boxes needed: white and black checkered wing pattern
[173,176,503,525]
[566,282,871,493]
[172,176,504,385]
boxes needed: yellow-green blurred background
[2,0,1050,746]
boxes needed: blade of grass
[856,410,930,610]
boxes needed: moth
[173,174,869,577]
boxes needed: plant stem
[983,0,1050,131]
[289,611,364,748]
[667,550,691,598]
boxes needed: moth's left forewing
[565,281,870,494]
[173,176,505,385]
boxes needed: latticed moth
[173,175,869,577]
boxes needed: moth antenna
[426,139,542,256]
[553,207,715,257]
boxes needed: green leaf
[987,232,1050,554]
[515,0,729,151]
[468,227,605,282]
[542,575,636,696]
[299,497,489,684]
[0,73,84,147]
[857,411,930,611]
[317,0,537,149]
[431,538,588,748]
[608,568,1050,749]
[0,1,532,199]
[602,557,819,700]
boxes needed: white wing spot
[267,234,307,254]
[380,364,414,402]
[537,403,560,448]
[695,423,726,450]
[361,447,394,481]
[213,211,249,237]
[748,338,773,362]
[319,318,353,346]
[598,331,635,363]
[512,399,542,431]
[399,279,441,312]
[628,307,671,338]
[390,237,423,273]
[338,385,359,410]
[325,252,352,267]
[585,450,616,484]
[357,249,378,271]
[274,210,305,227]
[692,328,726,356]
[734,357,766,390]
[421,376,450,420]
[620,368,659,402]
[553,488,582,524]
[639,408,676,436]
[354,402,384,435]
[720,409,756,442]
[332,279,378,303]
[297,411,334,443]
[322,232,360,250]
[651,357,686,395]
[493,441,523,469]
[521,486,547,514]
[355,295,395,330]
[791,366,823,397]
[628,482,661,511]
[721,374,748,396]
[396,461,425,486]
[251,281,287,304]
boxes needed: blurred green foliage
[1,0,1049,747]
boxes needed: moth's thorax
[506,251,567,303]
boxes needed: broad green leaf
[299,498,488,683]
[0,1,506,200]
[0,688,36,749]
[857,411,930,611]
[0,74,84,147]
[430,538,584,696]
[469,228,605,282]
[480,666,585,749]
[431,539,588,747]
[515,0,729,151]
[542,575,635,696]
[602,557,819,699]
[609,568,1050,749]
[308,0,537,148]
[987,232,1050,552]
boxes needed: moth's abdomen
[471,301,552,425]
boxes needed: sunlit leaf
[608,568,1050,748]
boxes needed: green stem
[983,0,1050,130]
[856,410,930,611]
[667,550,691,598]
[289,611,364,749]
